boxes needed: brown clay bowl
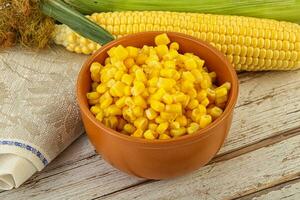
[77,32,239,179]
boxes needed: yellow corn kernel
[105,116,118,129]
[106,105,122,116]
[155,33,170,45]
[123,123,136,134]
[124,86,131,96]
[122,106,136,122]
[135,53,148,65]
[148,123,158,131]
[150,100,165,112]
[173,92,186,103]
[88,99,99,105]
[133,96,147,108]
[129,65,140,73]
[90,106,101,115]
[87,92,100,100]
[187,122,200,134]
[220,82,232,90]
[100,97,113,109]
[148,87,157,94]
[132,106,144,117]
[181,80,194,92]
[131,128,143,138]
[201,98,210,107]
[200,77,211,89]
[170,127,186,137]
[197,90,207,101]
[132,81,145,96]
[215,87,228,98]
[188,88,197,99]
[187,99,199,110]
[145,108,158,120]
[124,96,135,107]
[149,68,161,78]
[104,57,111,65]
[156,122,169,134]
[157,77,176,91]
[182,95,191,108]
[113,45,128,60]
[170,121,180,129]
[162,93,173,104]
[117,118,127,131]
[126,46,139,58]
[121,74,134,85]
[152,88,166,100]
[155,45,169,58]
[90,62,102,74]
[144,130,158,140]
[199,115,212,128]
[106,79,116,88]
[134,117,148,130]
[215,95,228,105]
[191,105,206,122]
[160,112,177,121]
[91,82,99,91]
[184,58,197,70]
[95,111,104,121]
[163,60,176,68]
[135,68,147,83]
[159,133,171,140]
[176,115,188,127]
[209,72,217,82]
[165,103,182,113]
[155,116,165,124]
[191,69,203,83]
[160,68,176,78]
[169,42,179,50]
[148,77,159,87]
[96,83,107,94]
[182,71,196,82]
[110,81,126,97]
[207,88,216,102]
[114,70,124,81]
[209,106,223,119]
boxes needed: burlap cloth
[0,47,87,190]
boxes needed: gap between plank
[92,126,300,199]
[232,174,300,200]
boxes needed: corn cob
[53,11,300,71]
[64,0,300,23]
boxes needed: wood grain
[98,134,300,200]
[237,178,300,200]
[1,68,300,198]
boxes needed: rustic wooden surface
[1,69,300,199]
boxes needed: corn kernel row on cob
[53,11,300,71]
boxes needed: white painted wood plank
[253,181,300,200]
[241,180,300,200]
[99,134,300,200]
[1,134,299,200]
[220,70,300,154]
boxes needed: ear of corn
[40,0,114,45]
[64,0,300,23]
[53,11,300,71]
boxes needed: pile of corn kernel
[86,33,231,140]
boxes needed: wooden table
[1,69,300,199]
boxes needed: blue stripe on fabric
[0,140,48,166]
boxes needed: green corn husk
[64,0,300,23]
[40,0,114,45]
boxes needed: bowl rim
[77,31,239,147]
